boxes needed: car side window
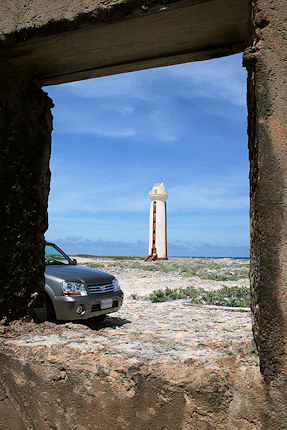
[45,245,70,265]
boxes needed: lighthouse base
[144,254,168,262]
[144,253,158,262]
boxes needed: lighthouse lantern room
[145,182,168,261]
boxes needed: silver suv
[37,242,123,322]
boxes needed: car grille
[87,282,114,294]
[91,300,118,312]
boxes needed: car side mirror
[72,258,77,265]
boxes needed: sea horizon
[73,253,250,260]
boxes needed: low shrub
[149,285,250,307]
[86,263,105,269]
[149,289,167,302]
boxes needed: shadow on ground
[55,315,131,331]
[85,315,131,330]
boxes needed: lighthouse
[145,182,168,261]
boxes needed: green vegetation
[129,262,171,272]
[86,263,105,269]
[149,285,250,308]
[82,256,249,282]
[103,258,249,280]
[179,261,249,280]
[197,273,242,281]
[81,256,250,307]
[75,255,141,260]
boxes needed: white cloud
[57,54,246,108]
[53,107,135,137]
[149,110,178,143]
[62,72,151,101]
[48,178,147,215]
[48,173,248,218]
[102,104,134,116]
[168,177,249,212]
[167,55,246,107]
[49,54,246,143]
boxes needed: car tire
[46,295,56,322]
[33,295,55,323]
[33,301,48,323]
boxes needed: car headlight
[112,278,121,291]
[60,281,88,296]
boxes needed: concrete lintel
[0,0,249,85]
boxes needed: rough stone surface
[0,259,282,429]
[0,60,53,321]
[0,0,248,85]
[243,0,287,425]
[0,333,265,430]
[0,0,182,41]
[0,261,265,430]
[244,0,287,378]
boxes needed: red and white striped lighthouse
[145,182,168,261]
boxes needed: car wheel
[33,300,48,323]
[33,295,55,323]
[46,295,56,322]
[94,314,106,322]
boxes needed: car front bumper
[52,291,124,320]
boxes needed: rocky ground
[1,257,253,363]
[67,256,253,363]
[1,257,268,430]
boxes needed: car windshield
[45,244,71,265]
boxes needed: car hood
[45,264,115,284]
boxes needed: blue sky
[44,53,249,257]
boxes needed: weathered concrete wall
[0,0,249,85]
[0,60,53,321]
[0,322,266,430]
[0,0,146,35]
[243,0,287,425]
